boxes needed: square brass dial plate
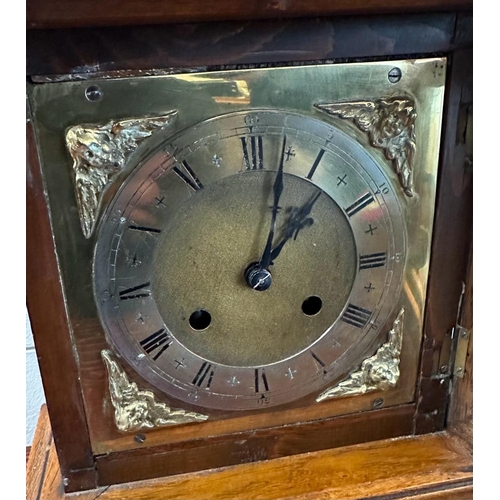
[28,58,446,454]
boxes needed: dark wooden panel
[26,106,96,492]
[414,48,473,434]
[423,51,473,355]
[27,13,473,79]
[447,246,472,446]
[96,404,415,486]
[27,0,473,30]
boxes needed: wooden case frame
[26,8,472,493]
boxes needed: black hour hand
[259,135,287,270]
[270,191,321,263]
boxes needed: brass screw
[134,434,146,444]
[85,85,103,102]
[388,68,402,84]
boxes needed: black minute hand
[259,135,287,270]
[270,190,322,263]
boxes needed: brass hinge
[450,325,470,379]
[437,282,470,379]
[438,324,470,379]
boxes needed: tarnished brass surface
[66,113,177,238]
[317,308,404,401]
[316,98,416,196]
[102,350,208,431]
[153,171,356,367]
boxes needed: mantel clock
[27,13,472,490]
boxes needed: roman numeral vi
[254,368,269,392]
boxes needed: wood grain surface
[27,0,473,30]
[94,405,415,486]
[27,13,471,79]
[26,406,65,500]
[26,405,472,500]
[96,435,473,500]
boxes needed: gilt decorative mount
[102,350,208,432]
[317,308,404,402]
[65,112,177,238]
[315,98,416,196]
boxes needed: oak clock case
[28,60,445,451]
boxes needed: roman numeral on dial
[173,160,203,191]
[359,252,387,270]
[128,225,161,234]
[341,304,372,328]
[254,368,269,392]
[140,328,172,360]
[119,282,151,300]
[345,193,374,217]
[192,362,215,388]
[311,351,327,374]
[306,149,325,179]
[241,136,264,170]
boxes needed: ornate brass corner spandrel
[65,112,177,238]
[316,308,405,402]
[315,98,416,196]
[102,350,208,432]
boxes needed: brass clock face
[94,110,406,410]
